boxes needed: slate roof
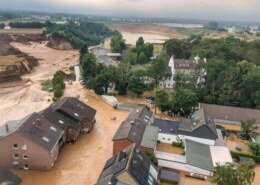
[95,175,118,185]
[112,107,158,149]
[178,108,218,140]
[159,168,180,183]
[140,125,159,149]
[0,168,22,185]
[50,97,97,123]
[97,144,159,185]
[91,47,118,67]
[152,118,179,135]
[185,139,214,171]
[39,107,80,130]
[18,113,64,153]
[174,59,196,70]
[199,103,260,125]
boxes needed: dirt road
[0,42,78,126]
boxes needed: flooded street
[13,92,128,185]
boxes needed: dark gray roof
[199,103,260,125]
[51,97,96,123]
[95,175,118,185]
[174,59,196,69]
[18,113,64,152]
[179,108,218,140]
[112,107,157,149]
[39,107,80,130]
[97,144,159,185]
[91,47,118,67]
[185,139,214,171]
[159,168,180,183]
[152,118,179,135]
[0,168,22,185]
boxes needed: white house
[156,139,233,176]
[159,56,206,89]
[152,108,220,146]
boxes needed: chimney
[5,124,9,133]
[35,120,42,128]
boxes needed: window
[23,154,28,160]
[13,144,18,149]
[22,144,27,150]
[69,129,73,133]
[42,137,50,143]
[13,154,19,159]
[50,126,57,132]
[12,161,19,165]
[24,164,29,170]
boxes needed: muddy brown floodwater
[0,42,78,126]
[13,92,128,185]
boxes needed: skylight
[58,120,64,124]
[50,126,57,132]
[74,113,79,117]
[42,137,50,142]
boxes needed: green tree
[155,88,170,113]
[241,118,256,140]
[170,88,198,116]
[53,84,63,99]
[249,142,260,156]
[118,82,127,95]
[110,35,126,53]
[81,53,98,81]
[136,37,144,48]
[0,23,5,29]
[163,39,183,58]
[240,68,260,108]
[52,71,65,89]
[123,49,137,65]
[127,70,147,96]
[79,45,89,61]
[147,53,169,87]
[212,162,255,185]
[205,21,219,30]
[138,51,148,64]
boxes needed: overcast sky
[1,0,260,22]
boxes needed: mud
[0,42,78,126]
[13,91,128,185]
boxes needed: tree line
[9,21,46,28]
[0,23,4,29]
[46,20,119,48]
[79,37,169,96]
[8,20,119,49]
[154,36,260,116]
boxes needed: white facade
[156,151,213,176]
[159,56,206,89]
[157,133,179,144]
[179,135,216,146]
[158,132,215,146]
[159,56,175,89]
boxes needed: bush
[230,151,260,163]
[145,152,158,166]
[0,23,5,29]
[41,80,52,91]
[249,142,260,156]
[172,141,184,148]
